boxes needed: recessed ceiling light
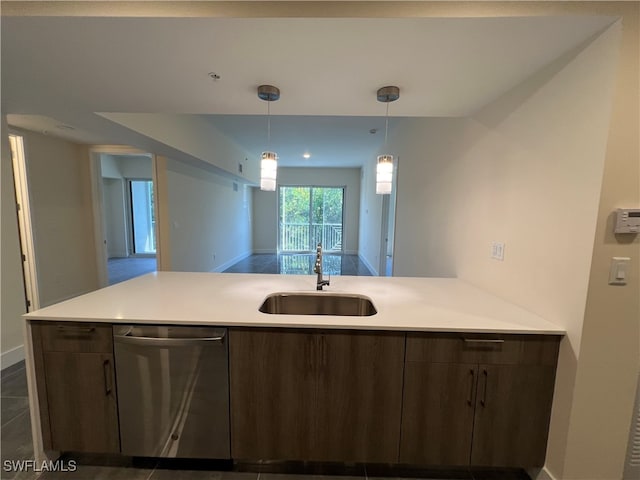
[303,153,311,159]
[208,72,221,81]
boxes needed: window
[278,186,344,253]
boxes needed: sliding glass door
[279,186,344,253]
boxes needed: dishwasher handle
[114,332,225,348]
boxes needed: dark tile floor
[223,254,373,276]
[1,361,39,480]
[107,257,157,285]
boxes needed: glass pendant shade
[257,86,280,192]
[260,151,278,191]
[375,86,399,195]
[376,154,393,195]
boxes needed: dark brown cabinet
[401,362,477,465]
[29,319,561,468]
[229,328,405,462]
[33,322,120,453]
[470,363,558,466]
[400,333,560,468]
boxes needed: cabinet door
[44,352,119,453]
[471,364,557,467]
[229,329,317,460]
[400,362,477,465]
[315,331,405,463]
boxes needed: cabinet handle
[57,325,95,334]
[480,369,488,407]
[467,368,475,406]
[114,334,224,347]
[103,359,112,396]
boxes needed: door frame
[277,185,346,254]
[8,131,40,311]
[88,146,158,287]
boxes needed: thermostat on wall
[614,208,640,233]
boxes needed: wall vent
[623,371,640,479]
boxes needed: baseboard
[527,467,558,480]
[212,251,252,273]
[251,250,360,256]
[1,344,25,370]
[358,254,378,276]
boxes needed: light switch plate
[491,242,505,261]
[609,257,631,285]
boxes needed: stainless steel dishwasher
[113,325,230,459]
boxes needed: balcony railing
[280,223,343,252]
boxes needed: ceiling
[1,13,615,167]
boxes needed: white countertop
[23,272,565,335]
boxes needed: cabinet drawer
[38,322,113,353]
[406,333,560,366]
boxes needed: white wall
[252,167,361,254]
[99,113,258,184]
[358,161,383,275]
[559,10,639,479]
[252,187,277,253]
[102,177,128,258]
[1,118,27,366]
[389,21,628,480]
[100,154,121,178]
[163,158,252,272]
[117,155,152,179]
[21,130,100,306]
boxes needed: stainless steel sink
[259,292,377,316]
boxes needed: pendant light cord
[384,100,389,146]
[267,100,271,147]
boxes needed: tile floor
[1,362,531,480]
[107,257,157,285]
[106,254,370,284]
[223,254,372,276]
[1,361,38,480]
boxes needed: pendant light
[258,85,280,191]
[376,86,399,195]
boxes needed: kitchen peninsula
[23,272,565,470]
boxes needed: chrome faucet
[314,243,330,290]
